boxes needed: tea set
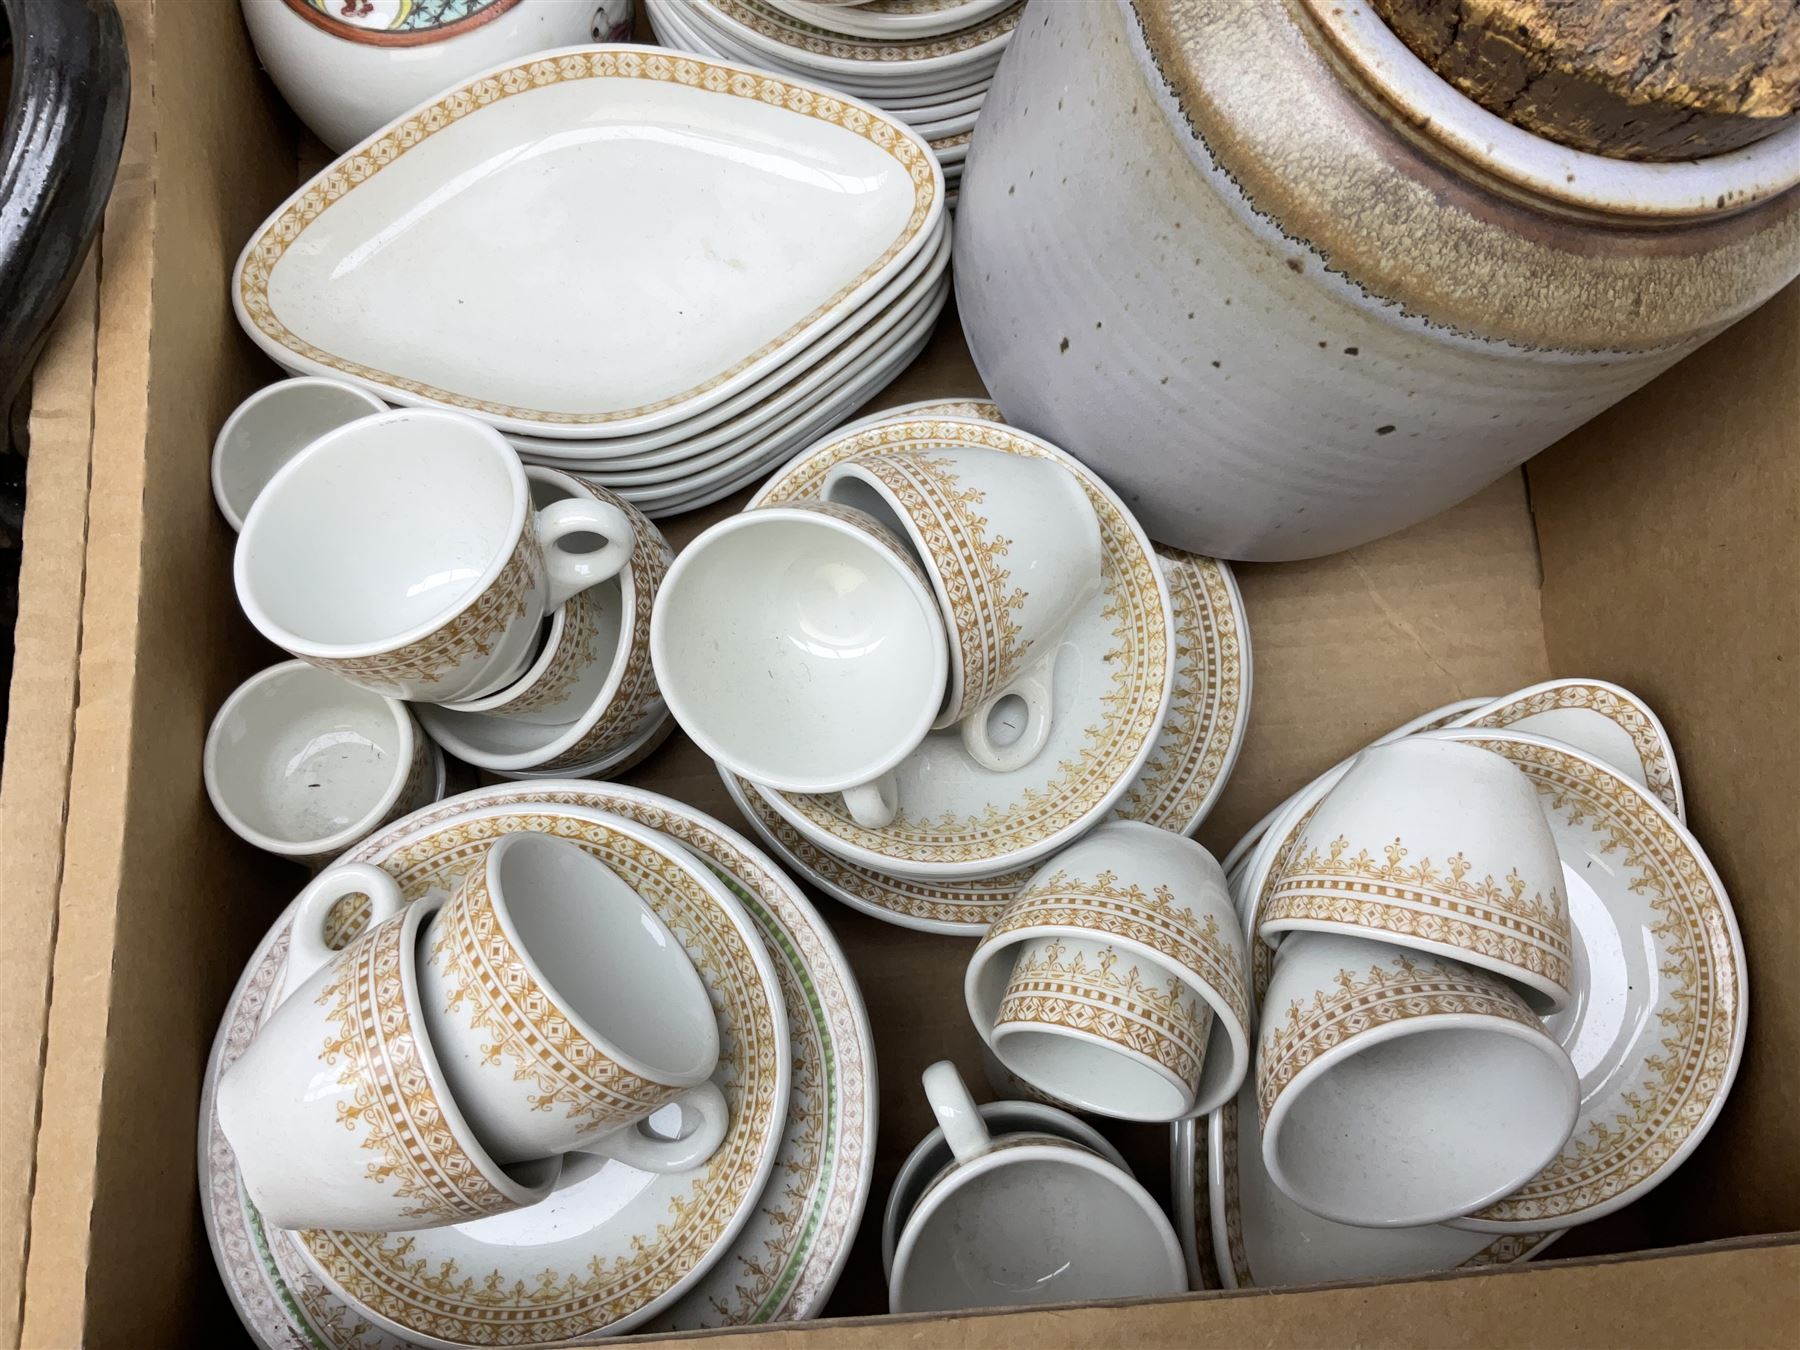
[195,23,1751,1349]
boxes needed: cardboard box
[4,0,1796,1344]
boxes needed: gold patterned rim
[534,483,672,772]
[308,899,534,1226]
[753,417,1173,872]
[428,833,707,1131]
[980,866,1252,1045]
[690,0,1021,64]
[203,785,875,1346]
[1259,825,1575,1004]
[296,809,785,1344]
[1427,732,1744,1228]
[1458,680,1684,820]
[997,939,1214,1089]
[1255,951,1541,1126]
[236,49,939,429]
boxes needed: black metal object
[0,0,130,417]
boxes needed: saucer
[202,785,878,1346]
[725,545,1249,932]
[746,416,1176,880]
[234,46,942,438]
[1247,728,1745,1233]
[1448,679,1684,822]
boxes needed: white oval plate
[201,784,878,1346]
[612,276,948,510]
[233,46,942,438]
[504,218,948,463]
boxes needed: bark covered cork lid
[1369,0,1800,161]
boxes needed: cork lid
[1370,0,1800,161]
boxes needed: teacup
[236,408,635,703]
[824,445,1101,773]
[887,1062,1186,1314]
[1257,931,1578,1229]
[203,659,442,867]
[415,468,672,776]
[217,870,559,1232]
[417,830,729,1170]
[881,1093,1130,1281]
[966,821,1251,1121]
[1255,737,1574,1013]
[211,376,386,531]
[651,501,948,828]
[440,468,649,726]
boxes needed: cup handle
[960,651,1055,774]
[537,497,636,607]
[284,863,406,997]
[581,1081,729,1173]
[841,771,899,829]
[923,1061,991,1164]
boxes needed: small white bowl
[203,660,438,864]
[211,378,386,531]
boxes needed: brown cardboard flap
[0,258,99,1350]
[625,1237,1800,1349]
[19,0,300,1343]
[1529,281,1800,1244]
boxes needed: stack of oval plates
[231,45,948,517]
[644,0,1021,204]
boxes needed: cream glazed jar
[953,0,1800,561]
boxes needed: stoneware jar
[953,0,1800,560]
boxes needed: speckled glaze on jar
[953,0,1800,561]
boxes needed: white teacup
[1256,736,1574,1013]
[1257,931,1579,1229]
[651,501,948,828]
[417,831,729,1170]
[236,408,635,703]
[966,821,1252,1122]
[888,1063,1186,1314]
[824,445,1102,773]
[203,659,442,866]
[211,376,386,531]
[881,1094,1130,1281]
[217,870,559,1232]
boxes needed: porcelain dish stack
[201,779,880,1347]
[228,44,950,517]
[1172,681,1746,1290]
[643,0,1020,204]
[653,399,1252,937]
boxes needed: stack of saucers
[1170,681,1746,1291]
[652,400,1253,942]
[229,45,949,518]
[645,0,1022,204]
[201,781,882,1346]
